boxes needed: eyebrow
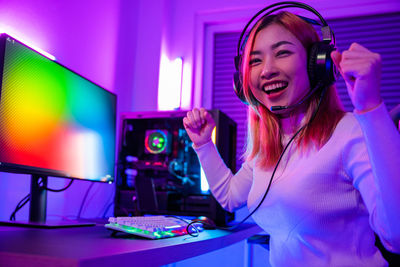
[271,40,294,50]
[250,40,295,55]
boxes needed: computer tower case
[114,109,237,226]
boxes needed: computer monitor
[0,33,117,227]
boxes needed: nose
[260,57,279,80]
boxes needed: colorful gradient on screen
[0,35,116,182]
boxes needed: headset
[233,1,337,111]
[188,3,337,232]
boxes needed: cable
[10,177,48,221]
[102,202,114,218]
[168,160,197,186]
[161,88,327,235]
[101,188,116,218]
[9,193,31,221]
[44,179,74,192]
[218,85,328,231]
[166,215,201,237]
[9,178,74,221]
[77,182,95,219]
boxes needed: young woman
[183,11,400,266]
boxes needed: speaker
[233,1,336,105]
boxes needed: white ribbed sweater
[194,103,400,266]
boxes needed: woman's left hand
[331,43,382,113]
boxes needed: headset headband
[236,1,335,57]
[232,1,337,106]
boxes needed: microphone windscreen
[270,106,286,112]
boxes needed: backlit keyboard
[105,215,200,239]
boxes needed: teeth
[263,82,287,92]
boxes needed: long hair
[241,11,345,169]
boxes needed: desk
[0,223,262,267]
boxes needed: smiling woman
[241,12,344,168]
[183,2,400,266]
[248,27,308,109]
[246,23,310,111]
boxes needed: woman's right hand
[183,108,216,147]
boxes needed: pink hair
[241,11,345,169]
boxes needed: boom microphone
[270,82,322,112]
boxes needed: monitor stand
[0,175,95,228]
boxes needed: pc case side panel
[114,110,237,226]
[209,109,237,225]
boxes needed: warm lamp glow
[158,55,183,110]
[180,61,192,110]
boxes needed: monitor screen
[0,34,116,183]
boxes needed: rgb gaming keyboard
[105,215,199,239]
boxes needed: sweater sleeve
[193,141,253,212]
[352,103,400,253]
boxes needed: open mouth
[263,82,288,95]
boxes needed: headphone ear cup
[233,70,248,104]
[233,55,250,105]
[307,42,336,89]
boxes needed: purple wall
[0,0,121,221]
[0,0,119,91]
[0,0,168,224]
